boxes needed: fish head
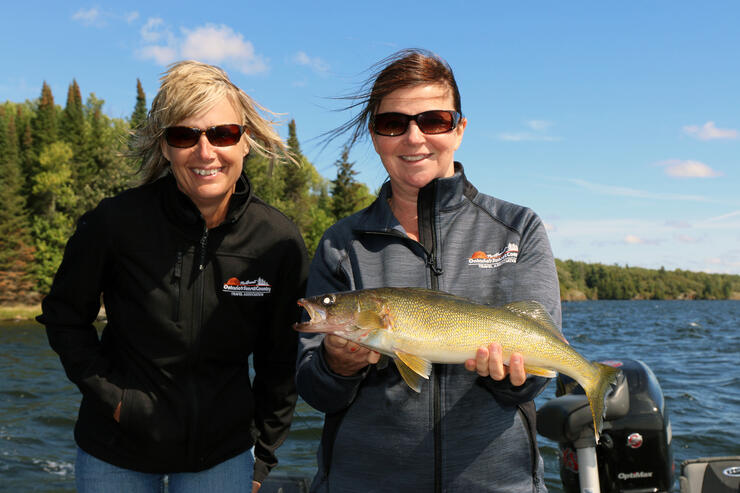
[293,291,389,342]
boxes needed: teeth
[401,155,428,162]
[193,168,219,176]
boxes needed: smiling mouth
[400,154,431,162]
[192,168,220,176]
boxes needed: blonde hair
[130,60,295,184]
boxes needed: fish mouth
[293,299,327,332]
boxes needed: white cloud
[125,11,139,23]
[497,132,560,142]
[181,24,267,74]
[527,120,551,131]
[72,8,104,27]
[137,22,268,75]
[139,45,178,66]
[683,121,738,141]
[140,18,167,43]
[293,51,329,73]
[498,120,560,141]
[566,178,711,202]
[624,235,644,244]
[657,159,723,178]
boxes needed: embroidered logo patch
[468,243,519,269]
[222,277,272,297]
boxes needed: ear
[370,123,381,154]
[452,116,467,151]
[160,138,172,162]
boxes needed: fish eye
[321,294,336,306]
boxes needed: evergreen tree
[31,81,58,157]
[331,146,364,220]
[130,78,148,130]
[61,79,85,155]
[281,120,310,204]
[0,108,37,303]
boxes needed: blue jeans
[75,447,255,493]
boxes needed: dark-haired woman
[38,60,308,492]
[296,49,561,492]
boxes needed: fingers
[323,335,380,376]
[464,343,527,385]
[508,352,526,386]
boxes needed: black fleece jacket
[38,172,308,483]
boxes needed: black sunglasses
[163,124,245,148]
[372,110,461,137]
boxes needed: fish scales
[295,286,620,441]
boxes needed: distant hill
[556,259,740,301]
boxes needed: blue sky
[3,2,739,274]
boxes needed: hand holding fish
[465,343,527,386]
[324,334,381,376]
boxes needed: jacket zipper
[188,224,208,467]
[417,180,443,493]
[172,250,183,321]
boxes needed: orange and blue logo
[222,277,272,297]
[468,243,519,269]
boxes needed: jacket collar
[356,162,477,235]
[160,171,253,229]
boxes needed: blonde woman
[39,61,308,492]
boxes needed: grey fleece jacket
[296,163,561,493]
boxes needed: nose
[195,133,216,160]
[403,121,426,144]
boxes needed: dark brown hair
[324,48,462,148]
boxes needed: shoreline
[2,297,738,323]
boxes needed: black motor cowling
[538,359,674,493]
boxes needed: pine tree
[130,78,148,130]
[331,145,374,220]
[31,81,58,157]
[0,107,37,303]
[61,80,85,154]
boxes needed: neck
[388,187,419,241]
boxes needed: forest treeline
[1,79,738,304]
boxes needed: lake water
[1,300,738,492]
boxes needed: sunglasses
[372,110,461,137]
[163,124,245,148]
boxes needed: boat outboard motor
[538,359,674,493]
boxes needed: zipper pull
[173,250,183,281]
[198,227,209,271]
[426,255,443,276]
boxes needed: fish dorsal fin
[356,310,387,330]
[392,354,430,393]
[503,301,567,343]
[394,350,432,379]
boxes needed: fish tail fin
[583,362,621,442]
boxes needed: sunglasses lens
[207,124,243,147]
[417,111,456,134]
[165,127,200,148]
[373,113,410,136]
[164,125,244,148]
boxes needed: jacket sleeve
[251,232,309,484]
[295,232,369,414]
[37,202,125,415]
[480,213,562,406]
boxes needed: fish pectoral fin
[356,310,387,330]
[522,364,557,378]
[393,357,426,393]
[394,351,432,379]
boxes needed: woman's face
[161,97,248,212]
[371,83,466,196]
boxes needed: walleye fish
[294,287,619,440]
